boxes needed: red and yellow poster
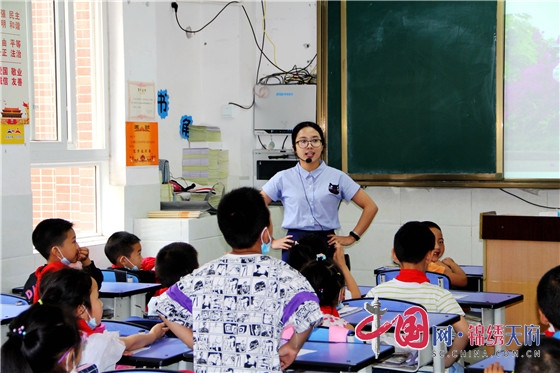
[126,121,158,166]
[1,2,31,133]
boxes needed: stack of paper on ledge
[182,148,228,185]
[148,210,201,218]
[188,125,222,142]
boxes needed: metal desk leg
[130,293,146,317]
[433,340,445,372]
[481,307,506,352]
[113,296,131,320]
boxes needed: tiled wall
[339,187,559,286]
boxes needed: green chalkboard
[325,1,500,180]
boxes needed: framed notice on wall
[126,121,158,166]
[128,81,156,121]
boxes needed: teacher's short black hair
[291,121,326,149]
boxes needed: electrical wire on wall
[500,188,560,210]
[171,1,317,111]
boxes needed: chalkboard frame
[320,1,505,183]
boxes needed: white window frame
[29,0,110,240]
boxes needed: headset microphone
[295,153,313,164]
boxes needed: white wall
[1,1,558,294]
[341,187,559,285]
[146,0,559,287]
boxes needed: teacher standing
[260,121,378,262]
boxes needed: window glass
[504,2,560,178]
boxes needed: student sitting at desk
[39,267,167,372]
[156,187,323,372]
[299,252,355,341]
[104,231,157,283]
[366,221,468,370]
[289,233,361,300]
[147,241,199,315]
[23,218,103,304]
[422,221,467,288]
[1,302,87,373]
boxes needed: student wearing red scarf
[22,218,103,304]
[38,267,167,372]
[299,250,354,342]
[147,242,199,315]
[366,221,469,370]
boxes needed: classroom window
[30,1,108,237]
[30,166,98,235]
[504,2,560,179]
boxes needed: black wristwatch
[349,231,361,241]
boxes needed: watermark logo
[355,298,429,357]
[354,298,541,356]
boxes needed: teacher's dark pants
[282,229,335,263]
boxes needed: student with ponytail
[38,267,167,372]
[1,302,82,373]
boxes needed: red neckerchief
[77,319,105,336]
[395,269,429,283]
[110,257,156,271]
[320,305,340,317]
[142,257,156,271]
[33,261,67,303]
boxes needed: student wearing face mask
[39,267,167,372]
[104,231,157,283]
[1,302,90,373]
[22,218,103,304]
[156,187,323,373]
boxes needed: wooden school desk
[341,299,461,372]
[99,282,161,320]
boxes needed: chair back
[1,293,30,305]
[375,269,450,289]
[375,269,400,285]
[425,271,450,289]
[101,269,139,283]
